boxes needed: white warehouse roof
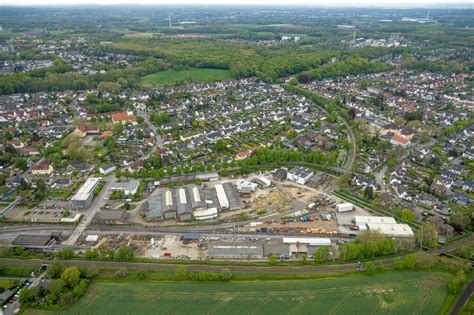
[71,177,101,201]
[215,184,229,209]
[283,237,331,246]
[354,216,397,225]
[367,223,414,237]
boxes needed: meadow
[141,68,233,87]
[34,271,450,315]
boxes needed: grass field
[34,272,450,315]
[142,68,233,87]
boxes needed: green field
[141,68,233,87]
[35,272,450,314]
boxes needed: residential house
[31,160,54,175]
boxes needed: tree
[302,255,308,265]
[363,186,374,200]
[47,259,65,278]
[97,81,121,93]
[348,107,356,120]
[268,255,278,265]
[54,247,74,260]
[46,279,65,305]
[61,266,80,288]
[399,209,415,223]
[4,131,13,140]
[175,265,188,280]
[115,246,134,261]
[19,286,40,305]
[214,139,226,152]
[394,116,406,125]
[297,73,310,84]
[419,222,439,249]
[15,158,28,171]
[219,268,232,281]
[314,247,329,264]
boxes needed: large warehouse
[353,215,414,238]
[70,177,101,210]
[143,183,242,222]
[208,241,264,259]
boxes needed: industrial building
[195,172,219,182]
[236,180,258,194]
[353,215,414,237]
[208,241,264,259]
[92,210,129,225]
[12,234,56,250]
[367,222,415,238]
[70,177,101,210]
[215,184,229,210]
[143,183,242,222]
[110,179,140,196]
[283,237,332,257]
[287,166,314,185]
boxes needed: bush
[175,266,188,280]
[413,252,437,269]
[364,262,376,275]
[84,249,99,260]
[114,267,128,279]
[383,292,395,304]
[219,268,232,281]
[403,254,416,269]
[393,257,404,270]
[189,271,220,281]
[132,270,149,280]
[86,267,100,279]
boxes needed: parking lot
[6,205,81,223]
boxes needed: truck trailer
[336,202,355,213]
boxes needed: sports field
[36,272,449,315]
[142,68,233,87]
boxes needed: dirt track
[450,279,474,315]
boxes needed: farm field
[141,68,233,87]
[31,271,450,315]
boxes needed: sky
[0,0,471,8]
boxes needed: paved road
[375,165,387,192]
[292,85,356,171]
[62,175,116,246]
[138,110,164,150]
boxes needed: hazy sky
[0,0,470,8]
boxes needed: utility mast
[168,14,172,28]
[351,27,356,47]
